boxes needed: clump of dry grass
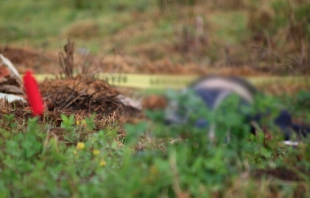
[41,41,141,117]
[247,0,310,72]
[58,40,74,78]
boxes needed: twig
[62,89,87,109]
[58,40,74,78]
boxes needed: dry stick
[54,89,64,102]
[299,40,305,67]
[59,93,78,109]
[54,89,64,106]
[58,52,66,78]
[96,95,118,103]
[84,90,103,101]
[58,88,79,109]
[62,78,90,99]
[64,40,74,78]
[55,87,76,103]
[89,68,100,78]
[63,86,88,107]
[62,89,87,109]
[58,40,74,78]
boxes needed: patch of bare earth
[0,46,59,74]
[0,45,271,76]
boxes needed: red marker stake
[23,71,44,116]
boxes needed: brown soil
[0,45,270,76]
[142,95,168,110]
[0,46,59,74]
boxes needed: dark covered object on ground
[164,75,310,141]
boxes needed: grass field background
[1,0,309,72]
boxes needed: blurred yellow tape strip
[31,73,310,89]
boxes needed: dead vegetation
[0,46,58,74]
[0,44,270,76]
[41,40,141,117]
[58,40,75,78]
[247,0,310,73]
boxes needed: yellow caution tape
[97,73,197,89]
[29,73,310,89]
[33,74,56,82]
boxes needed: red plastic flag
[23,70,44,116]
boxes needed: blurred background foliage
[0,0,309,73]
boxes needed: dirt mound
[0,75,144,142]
[39,76,140,116]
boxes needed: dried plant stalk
[59,40,74,78]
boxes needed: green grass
[0,0,153,49]
[208,11,249,44]
[0,90,310,197]
[0,0,252,61]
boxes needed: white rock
[0,93,26,103]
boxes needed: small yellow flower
[92,149,100,155]
[100,159,106,167]
[73,150,77,155]
[76,142,85,150]
[76,119,86,126]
